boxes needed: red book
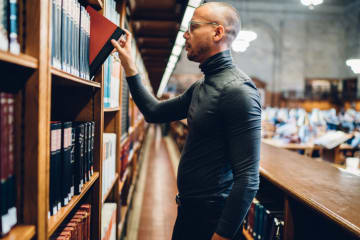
[86,6,125,79]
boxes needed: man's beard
[187,43,210,62]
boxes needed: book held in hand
[86,5,125,79]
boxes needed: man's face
[183,6,216,63]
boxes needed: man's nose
[183,31,189,40]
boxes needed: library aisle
[126,125,178,240]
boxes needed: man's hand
[211,233,230,240]
[111,28,138,77]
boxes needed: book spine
[8,0,19,54]
[83,122,88,183]
[0,0,9,51]
[70,127,75,199]
[6,94,16,230]
[61,0,66,71]
[56,0,61,69]
[0,93,10,236]
[90,121,94,176]
[86,11,90,80]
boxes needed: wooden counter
[260,142,360,239]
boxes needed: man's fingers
[111,39,121,51]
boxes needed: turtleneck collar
[199,49,234,76]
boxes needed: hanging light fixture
[301,0,323,10]
[232,0,257,53]
[232,30,257,53]
[346,59,360,74]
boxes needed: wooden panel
[51,68,101,88]
[260,143,360,237]
[23,2,50,240]
[0,51,38,69]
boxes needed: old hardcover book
[86,5,125,79]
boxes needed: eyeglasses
[187,20,220,33]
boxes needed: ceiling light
[188,0,202,8]
[175,31,186,46]
[301,0,323,9]
[180,6,195,31]
[232,30,257,53]
[346,59,360,74]
[172,45,183,56]
[169,55,178,64]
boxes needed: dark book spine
[70,127,75,199]
[50,122,61,216]
[74,123,84,194]
[6,94,16,229]
[90,121,94,176]
[0,93,10,236]
[82,122,88,183]
[61,122,72,207]
[87,122,91,179]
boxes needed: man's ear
[213,25,225,43]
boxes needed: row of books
[50,204,91,240]
[244,199,284,240]
[51,0,91,80]
[49,121,95,217]
[0,0,20,54]
[102,133,116,202]
[0,93,17,237]
[103,0,121,108]
[101,203,117,240]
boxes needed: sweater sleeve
[126,74,196,123]
[215,80,262,238]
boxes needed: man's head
[183,2,241,63]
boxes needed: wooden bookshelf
[102,173,119,204]
[51,67,101,88]
[2,0,151,239]
[0,225,36,240]
[104,107,121,112]
[0,50,38,69]
[47,172,99,237]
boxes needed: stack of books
[51,0,91,80]
[49,121,95,217]
[0,0,20,54]
[0,93,17,237]
[244,199,284,240]
[50,204,91,240]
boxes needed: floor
[125,125,180,240]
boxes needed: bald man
[112,2,261,240]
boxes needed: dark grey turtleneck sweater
[126,50,261,238]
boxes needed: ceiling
[127,0,358,94]
[128,0,188,93]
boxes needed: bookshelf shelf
[47,172,99,237]
[102,173,119,204]
[51,67,101,88]
[0,225,36,240]
[0,51,38,69]
[104,107,120,112]
[242,228,254,240]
